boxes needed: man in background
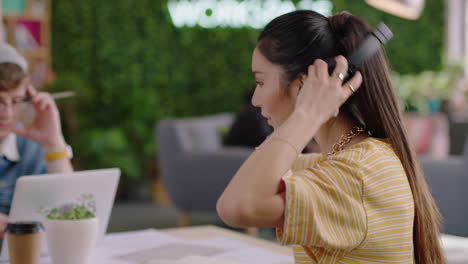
[0,43,73,238]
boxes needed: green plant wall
[52,0,257,182]
[51,0,444,183]
[333,0,445,74]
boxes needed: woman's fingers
[306,64,315,79]
[298,56,362,122]
[342,71,363,102]
[307,56,349,83]
[331,56,348,84]
[314,59,329,80]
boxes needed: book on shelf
[14,19,40,49]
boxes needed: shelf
[2,13,47,22]
[18,47,48,59]
[1,0,51,87]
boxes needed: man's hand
[12,85,67,152]
[0,213,9,239]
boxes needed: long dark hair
[257,10,445,264]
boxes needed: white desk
[164,225,291,256]
[165,228,468,263]
[33,225,468,264]
[38,225,292,264]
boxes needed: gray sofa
[156,113,253,225]
[419,135,468,237]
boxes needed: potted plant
[392,63,463,115]
[40,194,99,264]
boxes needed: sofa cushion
[175,113,234,151]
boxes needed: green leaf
[44,194,96,220]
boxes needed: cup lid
[6,222,43,234]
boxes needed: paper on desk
[106,230,293,264]
[194,238,293,264]
[144,255,240,264]
[213,246,292,264]
[116,242,229,262]
[96,229,184,261]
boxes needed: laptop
[0,168,120,262]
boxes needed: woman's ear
[289,74,305,98]
[299,74,305,87]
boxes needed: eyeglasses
[0,96,29,111]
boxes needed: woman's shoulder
[340,136,394,157]
[339,137,402,170]
[292,153,323,170]
[292,137,398,171]
[315,137,398,170]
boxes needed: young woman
[217,10,445,264]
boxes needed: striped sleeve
[277,157,367,251]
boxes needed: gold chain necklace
[326,126,365,157]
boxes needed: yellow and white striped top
[277,137,415,263]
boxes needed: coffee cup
[5,221,43,264]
